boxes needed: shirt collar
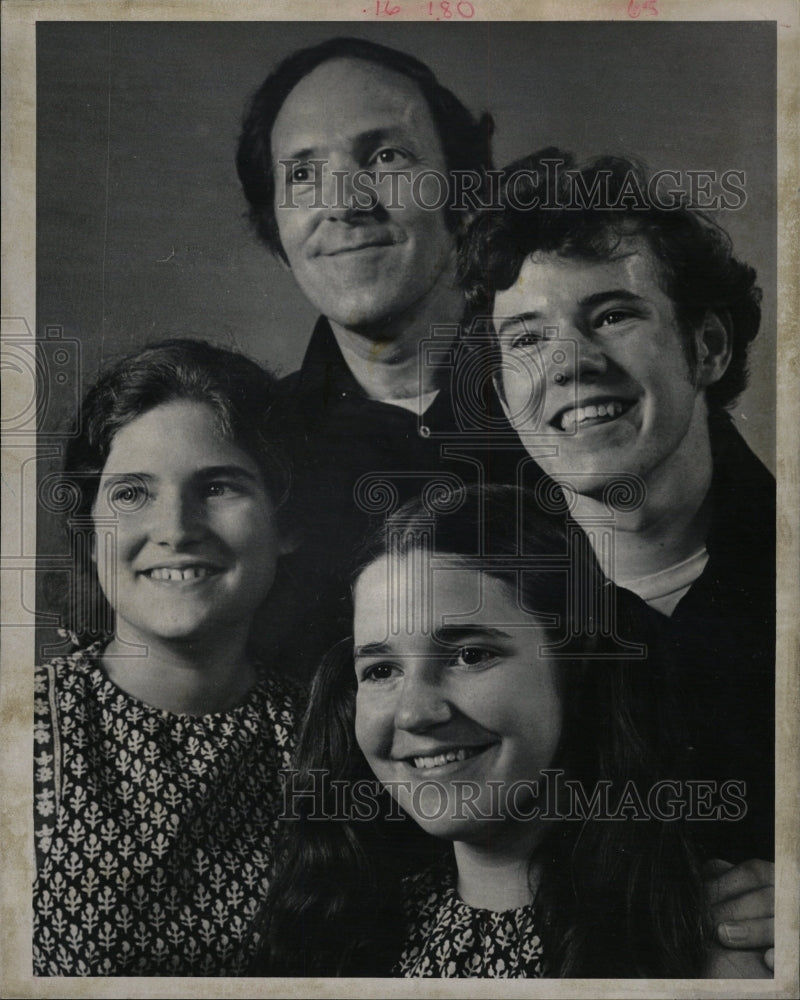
[296,316,453,424]
[296,316,365,399]
[295,315,520,437]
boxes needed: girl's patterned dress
[395,856,546,978]
[33,642,302,976]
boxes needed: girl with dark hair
[33,339,302,976]
[257,485,767,978]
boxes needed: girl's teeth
[148,567,213,582]
[412,747,482,769]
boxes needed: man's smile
[318,234,397,256]
[551,396,637,432]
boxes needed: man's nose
[322,160,379,218]
[150,490,206,547]
[548,324,609,385]
[394,665,452,733]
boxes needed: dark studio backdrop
[35,19,777,657]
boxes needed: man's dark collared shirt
[258,317,535,677]
[666,417,775,861]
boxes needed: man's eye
[454,646,496,669]
[359,662,399,683]
[204,481,243,499]
[287,163,315,184]
[371,147,408,167]
[597,309,633,327]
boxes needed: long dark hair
[52,338,289,646]
[257,485,708,977]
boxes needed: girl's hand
[703,857,774,977]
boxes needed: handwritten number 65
[628,0,658,17]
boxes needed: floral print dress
[395,856,546,978]
[33,643,302,976]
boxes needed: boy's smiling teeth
[145,566,217,582]
[411,746,484,770]
[559,399,632,431]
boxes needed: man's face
[493,238,712,495]
[271,58,458,336]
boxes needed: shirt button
[420,425,430,438]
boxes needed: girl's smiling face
[92,399,284,650]
[353,554,563,845]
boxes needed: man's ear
[277,525,302,557]
[279,535,301,557]
[694,310,733,388]
[454,206,478,237]
[453,211,482,263]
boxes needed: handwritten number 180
[429,1,475,18]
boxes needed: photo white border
[2,1,798,997]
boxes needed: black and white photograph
[1,1,798,996]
